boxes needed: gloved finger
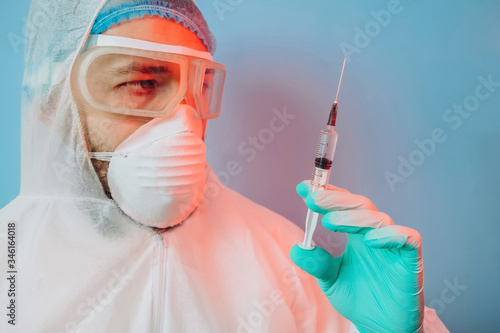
[296,180,349,199]
[296,181,311,201]
[289,244,342,289]
[305,189,378,215]
[363,225,422,251]
[296,180,310,198]
[324,184,351,193]
[322,210,394,234]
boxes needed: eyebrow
[110,62,170,76]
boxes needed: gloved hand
[289,181,424,333]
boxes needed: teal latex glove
[290,181,424,333]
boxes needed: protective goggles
[72,34,226,119]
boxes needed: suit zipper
[155,232,167,332]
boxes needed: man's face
[73,16,209,197]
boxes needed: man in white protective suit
[0,0,450,332]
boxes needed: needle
[335,55,347,103]
[328,56,347,127]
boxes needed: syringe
[299,56,347,250]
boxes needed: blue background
[2,0,499,331]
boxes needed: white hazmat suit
[0,0,449,332]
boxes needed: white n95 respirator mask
[89,105,207,229]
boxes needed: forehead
[100,16,208,53]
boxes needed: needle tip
[335,57,347,102]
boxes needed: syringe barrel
[311,128,338,187]
[300,127,339,250]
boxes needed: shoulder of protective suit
[0,196,28,224]
[218,185,305,251]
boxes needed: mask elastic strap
[89,152,127,162]
[89,129,194,161]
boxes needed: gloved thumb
[289,244,342,287]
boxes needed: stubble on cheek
[82,114,152,199]
[92,159,112,199]
[85,123,113,199]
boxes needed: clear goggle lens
[87,54,183,113]
[73,36,226,119]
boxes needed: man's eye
[123,80,158,91]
